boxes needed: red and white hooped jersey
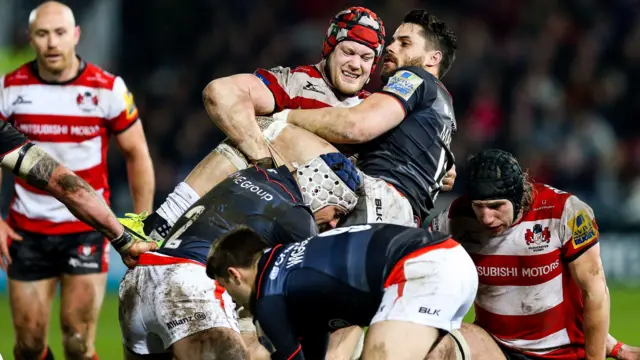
[430,183,600,360]
[253,64,370,111]
[0,61,139,235]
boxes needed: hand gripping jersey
[430,183,600,360]
[0,60,139,234]
[254,64,369,111]
[141,165,317,265]
[358,66,457,222]
[251,224,453,360]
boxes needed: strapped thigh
[450,329,472,360]
[213,140,249,171]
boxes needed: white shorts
[341,173,417,228]
[371,239,478,332]
[118,258,238,354]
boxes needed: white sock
[156,182,201,226]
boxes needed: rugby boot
[118,212,170,247]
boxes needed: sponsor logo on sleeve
[568,210,598,249]
[382,70,424,101]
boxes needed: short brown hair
[402,9,457,78]
[206,225,269,280]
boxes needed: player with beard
[270,9,458,228]
[0,2,154,359]
[426,149,640,360]
[121,7,456,240]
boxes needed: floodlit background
[0,0,639,358]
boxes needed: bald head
[29,1,76,29]
[28,1,80,79]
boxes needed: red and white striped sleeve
[253,66,295,112]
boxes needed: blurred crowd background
[1,0,639,231]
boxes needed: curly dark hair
[402,9,457,78]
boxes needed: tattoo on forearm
[56,173,93,194]
[26,156,57,189]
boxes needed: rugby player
[118,153,360,360]
[206,223,478,360]
[264,9,458,228]
[0,2,155,359]
[427,149,639,360]
[120,7,433,240]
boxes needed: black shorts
[8,230,108,281]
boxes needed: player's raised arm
[561,197,609,360]
[202,73,276,164]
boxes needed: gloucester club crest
[524,224,551,252]
[77,91,99,113]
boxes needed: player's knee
[61,327,92,360]
[14,325,47,359]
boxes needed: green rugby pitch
[1,286,638,359]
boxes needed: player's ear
[227,268,242,284]
[74,26,81,43]
[425,49,442,67]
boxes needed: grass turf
[1,286,639,359]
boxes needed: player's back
[358,66,456,222]
[151,166,316,265]
[255,224,451,330]
[0,61,139,234]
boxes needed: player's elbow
[202,79,223,108]
[122,143,150,164]
[579,269,609,304]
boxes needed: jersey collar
[30,55,87,85]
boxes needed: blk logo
[419,307,440,316]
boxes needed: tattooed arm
[1,142,123,239]
[0,124,156,267]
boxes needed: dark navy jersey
[155,166,317,264]
[357,66,456,222]
[0,121,29,158]
[251,223,451,360]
